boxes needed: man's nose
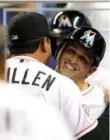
[71,56,78,63]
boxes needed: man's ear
[40,37,51,53]
[87,66,97,77]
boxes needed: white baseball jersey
[81,85,106,120]
[6,56,98,139]
[0,81,74,140]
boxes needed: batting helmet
[55,27,106,66]
[50,10,92,36]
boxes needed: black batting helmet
[50,10,92,36]
[55,27,106,66]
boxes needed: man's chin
[64,73,80,80]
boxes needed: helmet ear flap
[55,40,70,60]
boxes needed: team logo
[58,15,72,28]
[12,35,18,40]
[82,104,90,117]
[80,30,96,48]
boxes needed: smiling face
[57,43,95,81]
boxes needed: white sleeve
[59,78,98,139]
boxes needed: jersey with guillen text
[6,56,98,139]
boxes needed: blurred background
[0,0,109,72]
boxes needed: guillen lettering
[7,67,56,91]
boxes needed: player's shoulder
[94,85,105,98]
[6,57,21,68]
[7,57,17,63]
[83,85,104,100]
[93,85,104,94]
[83,85,104,98]
[6,57,14,64]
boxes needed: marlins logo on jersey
[58,15,72,28]
[80,30,96,48]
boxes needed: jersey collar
[81,84,93,96]
[12,55,39,62]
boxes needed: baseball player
[55,27,107,120]
[6,12,97,139]
[0,26,74,140]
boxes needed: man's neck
[72,78,89,91]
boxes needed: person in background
[55,27,109,140]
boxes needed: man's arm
[78,103,109,140]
